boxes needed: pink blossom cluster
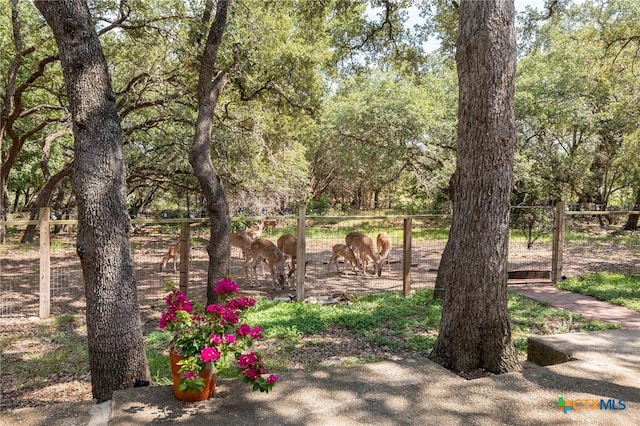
[200,346,221,363]
[236,323,263,339]
[159,289,193,329]
[213,277,238,295]
[238,352,267,380]
[161,278,277,394]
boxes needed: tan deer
[376,232,392,276]
[277,234,298,279]
[263,219,278,233]
[345,231,381,276]
[231,228,252,259]
[243,238,287,289]
[276,234,308,284]
[246,220,264,239]
[328,243,361,274]
[160,242,192,272]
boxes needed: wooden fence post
[39,207,51,319]
[402,216,412,296]
[551,201,565,285]
[179,222,191,297]
[295,204,306,301]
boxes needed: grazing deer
[243,238,287,289]
[345,231,381,276]
[160,242,192,272]
[328,243,361,274]
[263,219,278,233]
[376,232,392,276]
[231,228,252,259]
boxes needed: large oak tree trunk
[35,0,150,402]
[189,0,233,304]
[430,0,519,374]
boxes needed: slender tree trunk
[189,0,233,304]
[430,0,519,374]
[21,162,73,243]
[35,0,150,402]
[624,189,640,230]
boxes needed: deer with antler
[345,231,381,276]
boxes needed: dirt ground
[0,223,638,410]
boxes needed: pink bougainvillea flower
[205,303,224,316]
[182,370,198,380]
[200,346,221,363]
[236,323,252,336]
[249,326,263,339]
[214,278,238,295]
[238,352,259,367]
[161,279,276,394]
[221,307,240,324]
[209,333,222,345]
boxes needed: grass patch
[557,272,640,313]
[0,288,621,398]
[507,291,618,352]
[144,290,619,383]
[145,330,172,385]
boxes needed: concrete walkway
[2,284,640,425]
[511,284,640,329]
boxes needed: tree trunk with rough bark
[35,0,150,403]
[624,189,640,230]
[189,0,233,304]
[21,162,73,243]
[430,0,519,374]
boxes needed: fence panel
[562,210,640,279]
[1,208,560,318]
[0,238,39,317]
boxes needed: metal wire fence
[6,205,637,319]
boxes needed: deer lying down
[345,231,381,276]
[243,238,287,289]
[160,242,192,272]
[328,243,361,274]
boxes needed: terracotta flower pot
[169,349,217,402]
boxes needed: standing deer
[246,220,264,239]
[263,219,278,233]
[345,231,381,276]
[231,228,252,259]
[376,232,392,276]
[328,243,361,274]
[160,242,192,272]
[277,234,298,280]
[243,238,287,289]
